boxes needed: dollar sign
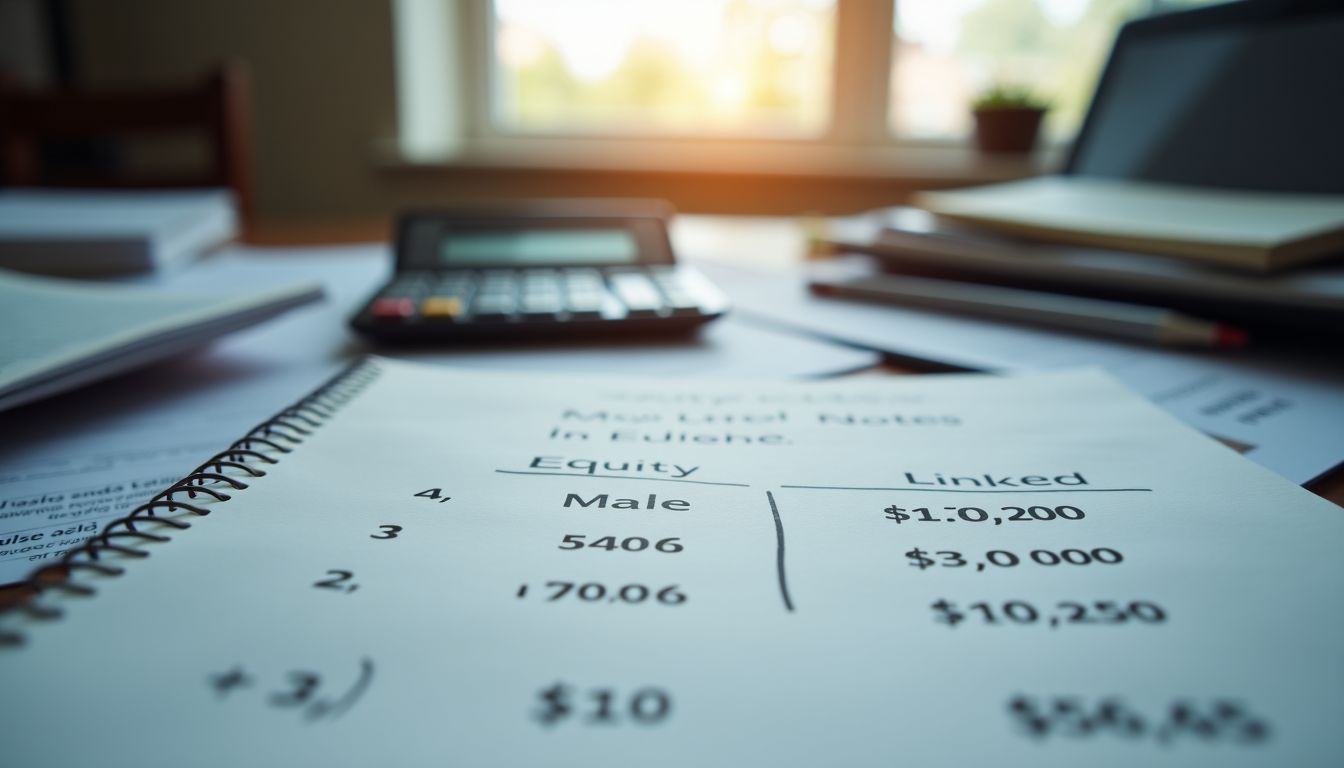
[535,682,571,725]
[905,547,935,570]
[884,505,909,523]
[930,599,964,627]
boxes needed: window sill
[375,136,1063,185]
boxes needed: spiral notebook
[2,358,1341,767]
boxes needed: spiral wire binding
[0,359,383,647]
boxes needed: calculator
[350,201,730,342]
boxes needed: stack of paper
[0,269,323,412]
[0,189,238,275]
[916,177,1344,271]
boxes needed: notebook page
[0,269,322,410]
[2,359,1340,767]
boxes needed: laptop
[1068,0,1344,195]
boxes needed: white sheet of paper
[0,268,321,411]
[0,246,876,584]
[916,177,1344,250]
[2,359,1340,766]
[697,260,1344,485]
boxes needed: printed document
[3,359,1340,766]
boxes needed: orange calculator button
[420,297,464,318]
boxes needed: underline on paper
[779,485,1154,493]
[494,470,751,487]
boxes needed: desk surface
[244,216,1344,507]
[0,215,1338,607]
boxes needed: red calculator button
[371,297,415,319]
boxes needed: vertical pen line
[767,491,794,612]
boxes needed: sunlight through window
[491,0,837,136]
[890,0,1149,141]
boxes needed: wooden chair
[0,61,255,229]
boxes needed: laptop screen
[1067,3,1344,194]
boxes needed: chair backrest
[0,62,255,226]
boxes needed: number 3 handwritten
[370,525,403,540]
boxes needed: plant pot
[972,107,1046,155]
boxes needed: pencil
[810,274,1248,348]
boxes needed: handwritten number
[208,666,253,697]
[535,684,672,727]
[314,570,358,593]
[208,659,375,722]
[270,672,321,707]
[371,525,403,540]
[590,689,616,722]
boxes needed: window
[890,0,1150,141]
[394,0,1232,166]
[492,0,836,136]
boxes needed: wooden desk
[246,218,393,246]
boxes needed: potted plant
[971,86,1049,155]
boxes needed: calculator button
[435,278,472,296]
[563,271,604,290]
[520,294,563,316]
[662,293,703,315]
[563,296,606,318]
[566,282,605,297]
[436,287,474,303]
[565,289,605,303]
[522,285,563,299]
[609,273,666,316]
[666,267,730,314]
[565,289,606,305]
[522,270,559,285]
[471,296,517,320]
[389,281,429,300]
[420,297,464,318]
[371,297,415,319]
[473,294,516,308]
[479,280,517,295]
[653,275,687,291]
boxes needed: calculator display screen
[398,205,676,269]
[438,228,639,266]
